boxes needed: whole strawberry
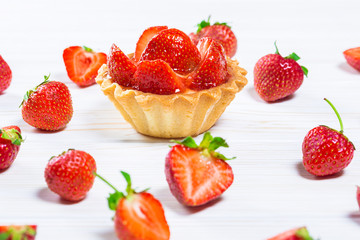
[95,171,170,240]
[44,149,96,201]
[21,75,73,131]
[343,47,360,72]
[302,98,355,176]
[268,227,314,240]
[189,16,237,58]
[0,126,23,170]
[357,186,360,209]
[165,132,234,206]
[254,43,308,102]
[0,225,37,240]
[0,55,12,94]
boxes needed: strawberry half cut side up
[95,171,170,240]
[267,226,315,240]
[134,26,168,62]
[187,37,228,90]
[165,132,234,207]
[0,225,37,240]
[107,44,137,87]
[343,47,360,71]
[302,98,355,176]
[133,59,185,95]
[63,46,107,87]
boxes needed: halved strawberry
[133,59,185,95]
[268,227,314,240]
[95,171,170,240]
[140,28,201,75]
[165,132,234,206]
[0,225,37,240]
[134,26,168,62]
[63,46,107,87]
[187,37,228,90]
[107,44,137,87]
[343,47,360,71]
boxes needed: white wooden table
[1,0,360,239]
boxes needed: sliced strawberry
[134,26,168,62]
[187,37,228,90]
[165,132,234,206]
[343,47,360,71]
[95,171,170,240]
[268,227,314,240]
[63,46,107,87]
[134,59,185,95]
[140,28,201,75]
[107,43,137,87]
[0,225,37,240]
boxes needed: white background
[1,0,360,239]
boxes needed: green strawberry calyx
[19,74,51,107]
[82,46,93,53]
[295,227,314,240]
[171,132,235,160]
[196,16,231,33]
[94,171,149,212]
[0,225,36,240]
[0,128,23,146]
[274,41,308,77]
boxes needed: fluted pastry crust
[96,57,247,138]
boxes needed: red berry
[63,46,107,87]
[343,47,360,71]
[107,43,137,87]
[0,225,37,240]
[254,43,307,102]
[133,59,185,95]
[268,227,314,240]
[95,171,170,240]
[140,28,201,75]
[190,17,237,58]
[302,98,355,176]
[44,149,96,201]
[21,75,73,131]
[0,55,12,94]
[0,126,23,170]
[187,37,228,90]
[165,132,234,206]
[134,26,168,62]
[357,186,360,209]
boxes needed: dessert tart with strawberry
[96,26,247,138]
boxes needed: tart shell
[96,57,248,138]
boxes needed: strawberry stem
[94,172,120,193]
[324,98,344,133]
[274,41,280,55]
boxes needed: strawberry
[357,186,360,209]
[107,44,137,87]
[0,55,12,94]
[165,132,234,206]
[63,46,107,87]
[0,126,23,170]
[343,47,360,71]
[254,43,308,102]
[268,227,314,240]
[20,75,73,131]
[140,28,201,75]
[133,59,185,95]
[134,26,168,62]
[187,37,228,90]
[95,171,170,240]
[0,225,37,240]
[44,149,96,201]
[302,98,355,176]
[189,16,237,58]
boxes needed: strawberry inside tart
[96,26,247,138]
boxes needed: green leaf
[0,128,23,146]
[301,66,309,77]
[121,171,133,195]
[0,233,10,240]
[285,52,301,61]
[295,227,314,240]
[213,22,231,28]
[196,16,211,33]
[107,191,124,211]
[208,137,229,151]
[199,132,213,149]
[212,152,236,161]
[171,137,198,149]
[83,46,93,52]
